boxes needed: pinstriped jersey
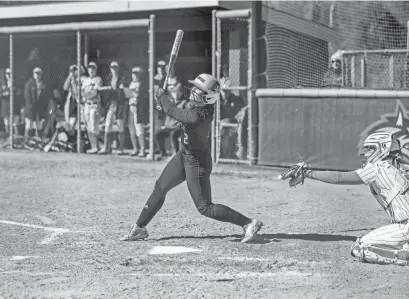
[356,161,409,223]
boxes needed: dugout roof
[0,1,249,24]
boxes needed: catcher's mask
[359,131,401,167]
[184,73,220,105]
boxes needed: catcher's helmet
[359,130,401,167]
[185,73,220,105]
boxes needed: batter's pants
[136,149,251,228]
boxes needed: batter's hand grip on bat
[157,30,184,111]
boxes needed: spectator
[99,61,127,155]
[155,93,187,158]
[219,64,244,159]
[153,60,167,138]
[165,65,183,101]
[322,50,343,88]
[82,62,103,154]
[24,67,49,139]
[63,64,86,129]
[128,66,148,157]
[1,68,23,136]
[43,88,65,140]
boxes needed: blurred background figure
[165,65,183,101]
[42,88,65,141]
[24,67,49,139]
[322,50,343,88]
[99,61,127,155]
[153,60,167,152]
[128,66,147,157]
[155,91,187,158]
[219,63,244,159]
[1,68,23,136]
[63,64,86,129]
[82,62,103,154]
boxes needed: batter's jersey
[356,160,409,223]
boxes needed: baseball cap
[132,66,142,73]
[88,62,97,68]
[110,61,119,68]
[33,67,42,73]
[157,61,166,67]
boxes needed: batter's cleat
[241,219,263,243]
[120,224,149,241]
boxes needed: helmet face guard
[359,131,400,167]
[185,74,220,105]
[184,85,219,105]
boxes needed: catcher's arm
[306,170,364,185]
[281,163,364,187]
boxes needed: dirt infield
[0,150,408,299]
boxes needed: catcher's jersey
[356,161,409,223]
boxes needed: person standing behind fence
[82,62,103,154]
[128,66,148,157]
[24,67,49,139]
[1,68,22,136]
[63,64,86,129]
[153,61,167,144]
[99,61,127,155]
[322,50,343,88]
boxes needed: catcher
[121,73,263,243]
[281,130,409,265]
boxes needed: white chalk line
[0,220,69,245]
[0,271,55,276]
[11,256,40,261]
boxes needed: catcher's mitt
[281,162,308,187]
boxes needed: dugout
[0,0,247,149]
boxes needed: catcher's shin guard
[359,245,409,266]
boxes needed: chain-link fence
[212,9,252,165]
[262,1,409,90]
[0,18,156,159]
[342,50,409,89]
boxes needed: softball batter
[121,73,263,243]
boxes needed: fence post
[250,2,260,165]
[211,9,217,164]
[9,33,13,149]
[84,33,89,68]
[76,30,82,153]
[389,55,394,89]
[360,55,366,88]
[215,17,222,164]
[148,14,155,161]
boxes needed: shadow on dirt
[154,232,358,244]
[248,233,359,244]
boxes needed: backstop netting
[262,1,409,90]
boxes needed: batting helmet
[185,73,220,105]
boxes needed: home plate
[148,246,202,255]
